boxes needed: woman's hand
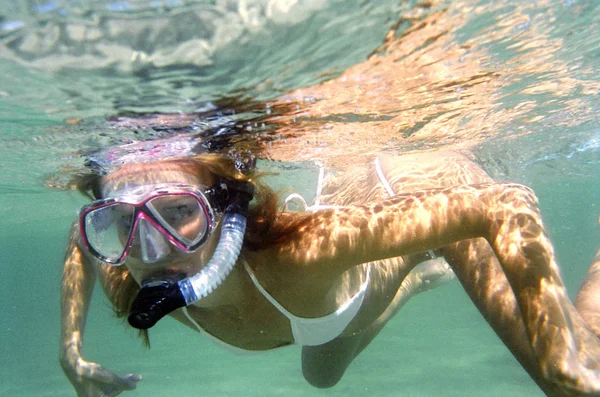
[61,352,141,397]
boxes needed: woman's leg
[441,238,551,393]
[301,255,455,388]
[575,248,600,337]
[484,186,600,395]
[301,336,362,388]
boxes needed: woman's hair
[68,154,312,344]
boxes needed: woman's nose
[136,218,172,263]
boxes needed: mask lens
[84,203,135,262]
[147,194,208,246]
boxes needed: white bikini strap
[284,193,309,211]
[283,161,342,212]
[313,161,325,208]
[374,157,395,196]
[242,258,297,318]
[374,157,436,259]
[182,306,204,334]
[244,257,371,320]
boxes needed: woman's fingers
[94,369,142,394]
[97,375,141,397]
[72,359,142,396]
[119,373,142,390]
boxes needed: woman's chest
[169,265,296,350]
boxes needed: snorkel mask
[79,178,254,330]
[80,183,219,265]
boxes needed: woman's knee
[301,338,360,388]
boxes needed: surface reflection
[260,2,599,171]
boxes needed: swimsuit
[181,260,370,351]
[181,159,404,351]
[244,259,370,346]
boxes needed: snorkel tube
[178,212,246,302]
[128,182,253,330]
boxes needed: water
[0,0,599,396]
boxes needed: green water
[1,0,599,396]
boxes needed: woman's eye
[104,206,134,232]
[150,196,200,224]
[164,205,195,221]
[118,214,133,230]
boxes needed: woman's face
[100,163,221,284]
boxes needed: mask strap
[205,179,254,215]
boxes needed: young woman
[59,9,600,397]
[60,145,600,397]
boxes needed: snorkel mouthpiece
[128,278,186,329]
[128,181,253,330]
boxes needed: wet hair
[68,154,312,345]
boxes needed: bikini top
[181,259,370,352]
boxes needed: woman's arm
[270,183,495,270]
[60,222,96,375]
[273,182,600,395]
[60,221,141,396]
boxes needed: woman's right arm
[60,221,141,396]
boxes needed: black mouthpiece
[128,280,187,330]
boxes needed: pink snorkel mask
[80,177,254,330]
[79,183,220,265]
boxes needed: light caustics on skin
[266,178,600,394]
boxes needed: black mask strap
[205,179,254,216]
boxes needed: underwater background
[0,0,599,396]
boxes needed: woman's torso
[166,150,493,351]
